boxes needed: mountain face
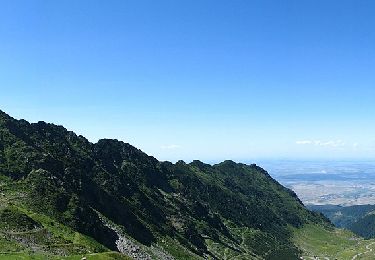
[310,204,375,239]
[0,110,329,259]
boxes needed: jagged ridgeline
[0,110,329,259]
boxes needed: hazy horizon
[3,108,375,163]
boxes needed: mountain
[308,204,375,228]
[309,204,375,239]
[0,109,348,259]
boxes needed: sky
[1,0,375,162]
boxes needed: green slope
[0,204,130,259]
[309,204,375,239]
[350,213,375,239]
[294,224,375,259]
[0,109,331,259]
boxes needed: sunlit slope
[294,224,375,260]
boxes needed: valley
[260,161,375,206]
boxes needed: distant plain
[257,161,375,206]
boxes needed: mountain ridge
[0,109,330,259]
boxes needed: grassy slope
[0,176,130,259]
[0,252,130,260]
[294,224,375,260]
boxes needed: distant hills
[309,204,375,239]
[1,109,373,259]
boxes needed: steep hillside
[308,204,375,228]
[309,204,375,239]
[350,213,375,239]
[0,109,330,259]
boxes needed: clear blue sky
[1,0,375,162]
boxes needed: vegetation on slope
[294,224,375,259]
[309,204,375,239]
[0,109,330,259]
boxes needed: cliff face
[0,110,329,259]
